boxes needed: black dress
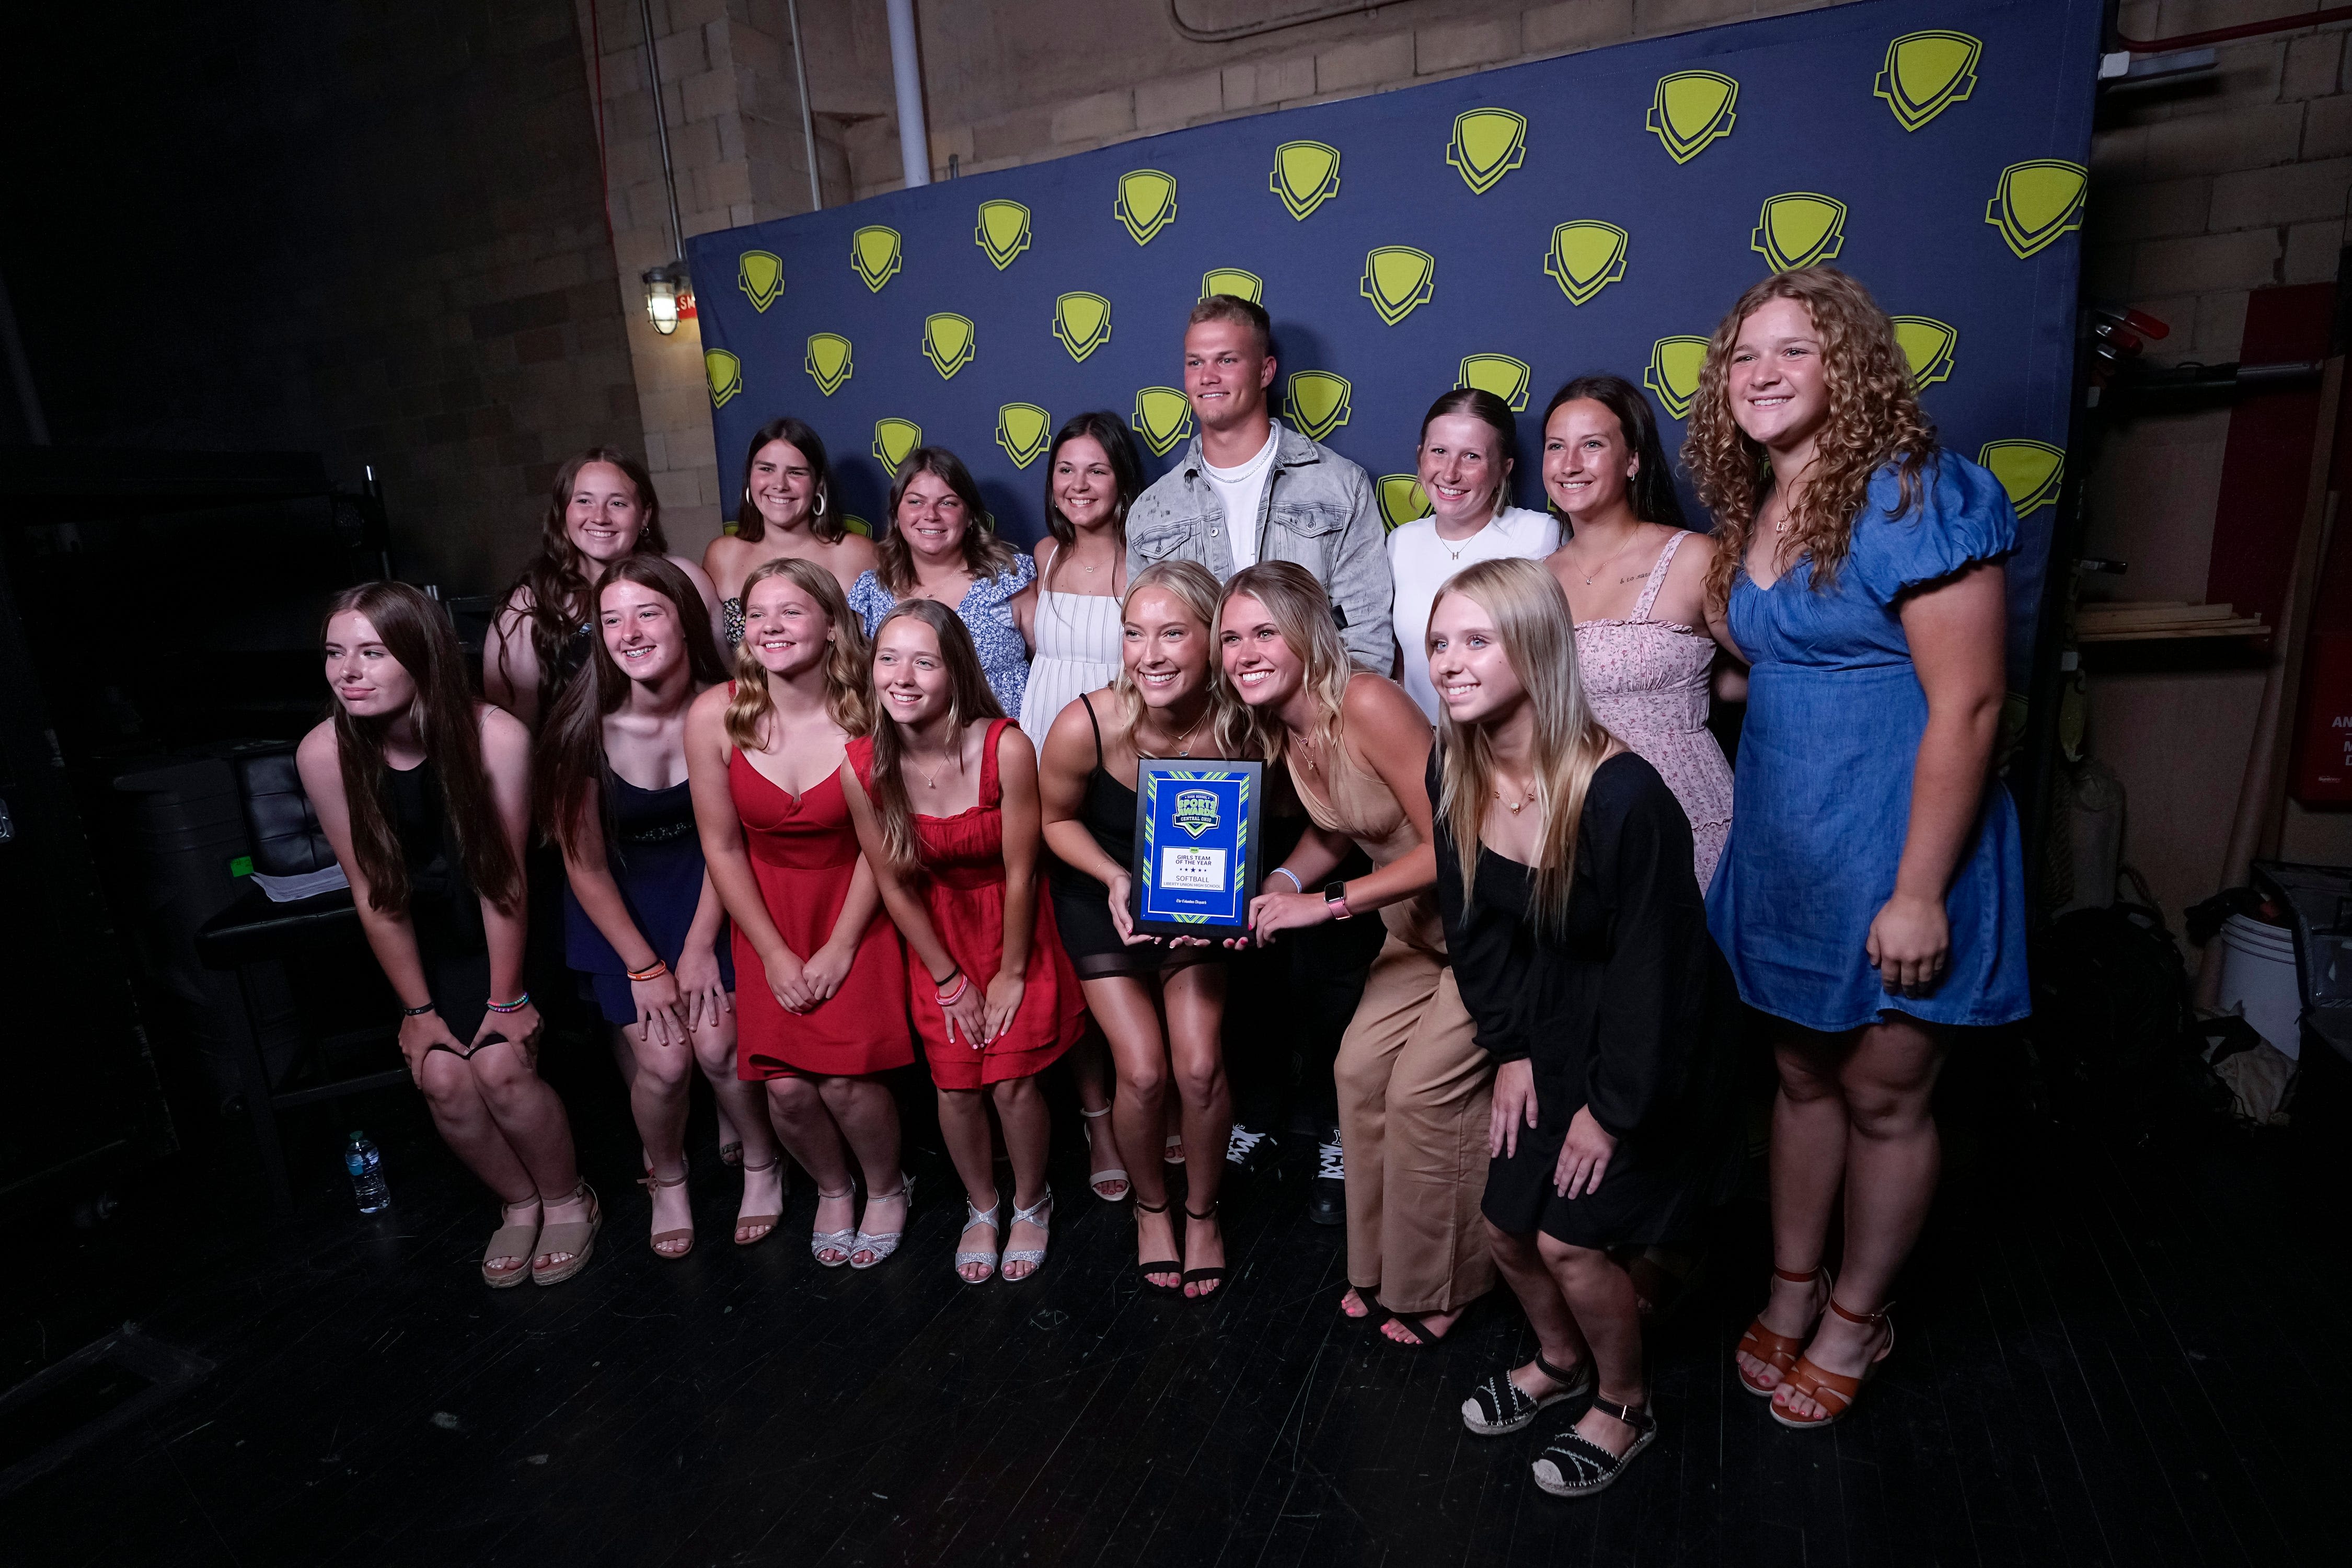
[562,772,737,1027]
[386,759,495,1043]
[1437,750,1740,1249]
[1044,693,1219,981]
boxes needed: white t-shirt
[1201,422,1282,573]
[1387,504,1563,721]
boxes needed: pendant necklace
[1576,529,1643,586]
[1495,778,1537,813]
[1138,704,1205,759]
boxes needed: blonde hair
[723,557,870,751]
[1217,561,1353,768]
[1685,266,1937,610]
[1432,558,1617,933]
[866,601,1004,870]
[1113,560,1248,756]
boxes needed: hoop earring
[813,490,827,518]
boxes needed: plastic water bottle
[345,1132,390,1213]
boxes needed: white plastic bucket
[2215,913,2302,1062]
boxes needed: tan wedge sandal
[482,1196,540,1288]
[531,1182,602,1286]
[640,1161,693,1260]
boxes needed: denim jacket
[1124,421,1394,671]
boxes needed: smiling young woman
[839,602,1086,1285]
[1219,562,1491,1347]
[1539,375,1734,889]
[702,417,878,647]
[1385,388,1559,722]
[1036,560,1245,1295]
[684,558,915,1271]
[537,557,780,1259]
[1687,266,2028,1431]
[1423,558,1739,1498]
[296,583,598,1288]
[847,448,1036,718]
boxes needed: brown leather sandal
[639,1161,693,1260]
[1735,1265,1829,1395]
[1772,1297,1894,1429]
[734,1154,785,1247]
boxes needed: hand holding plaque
[1129,759,1265,939]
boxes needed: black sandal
[1134,1198,1182,1295]
[1182,1202,1227,1299]
[1531,1396,1656,1497]
[1461,1354,1592,1436]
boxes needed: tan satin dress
[1293,709,1495,1316]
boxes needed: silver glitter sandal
[953,1197,999,1284]
[999,1188,1053,1282]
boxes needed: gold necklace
[1572,528,1644,586]
[1137,701,1206,759]
[1494,779,1537,813]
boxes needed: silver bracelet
[1270,867,1303,893]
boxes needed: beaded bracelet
[486,993,532,1014]
[626,960,669,983]
[935,974,969,1008]
[401,1001,436,1018]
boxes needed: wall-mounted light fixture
[643,261,694,335]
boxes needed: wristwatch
[1323,881,1353,919]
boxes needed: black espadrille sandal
[1531,1397,1656,1497]
[1461,1354,1593,1436]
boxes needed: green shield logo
[841,514,872,539]
[1644,337,1711,422]
[704,348,743,409]
[1648,71,1737,164]
[996,402,1052,469]
[1360,246,1436,326]
[804,332,853,396]
[1889,317,1958,390]
[974,199,1032,270]
[737,250,785,312]
[1115,169,1179,245]
[1447,109,1527,195]
[1284,372,1353,443]
[851,225,902,293]
[1171,788,1220,838]
[1986,161,2088,259]
[1133,387,1195,457]
[1544,222,1629,307]
[1201,268,1264,304]
[1053,292,1114,362]
[1376,475,1433,533]
[921,313,976,381]
[1751,192,1847,272]
[872,418,923,472]
[1270,141,1341,221]
[1977,440,2065,517]
[1457,354,1532,413]
[1875,31,1981,132]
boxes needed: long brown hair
[1113,560,1248,757]
[874,446,1019,595]
[865,599,1002,870]
[1216,561,1353,769]
[733,416,845,544]
[322,582,523,916]
[537,556,730,861]
[1431,558,1617,934]
[723,557,871,752]
[503,448,672,723]
[1686,267,1936,609]
[1041,412,1144,594]
[1540,374,1688,530]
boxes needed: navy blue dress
[564,772,734,1027]
[1707,456,2030,1034]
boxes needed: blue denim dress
[1705,457,2029,1034]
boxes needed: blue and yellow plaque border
[1131,759,1264,938]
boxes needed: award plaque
[1131,759,1265,938]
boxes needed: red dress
[845,719,1084,1090]
[730,747,914,1079]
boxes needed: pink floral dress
[1573,532,1733,890]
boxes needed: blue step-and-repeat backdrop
[688,0,2100,678]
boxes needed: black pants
[1225,826,1384,1138]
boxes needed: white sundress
[1018,549,1122,739]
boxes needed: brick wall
[6,0,644,595]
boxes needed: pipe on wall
[787,0,822,210]
[886,0,929,190]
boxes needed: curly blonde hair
[1686,266,1937,610]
